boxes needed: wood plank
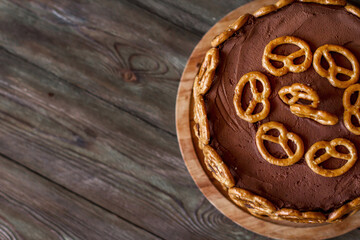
[0,155,160,240]
[1,0,200,135]
[126,0,251,35]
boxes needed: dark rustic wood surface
[0,0,359,239]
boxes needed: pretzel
[253,5,278,17]
[271,208,327,223]
[233,72,271,123]
[193,95,210,148]
[290,104,339,125]
[343,84,360,135]
[279,83,320,108]
[228,187,276,215]
[298,0,346,6]
[211,14,251,48]
[262,36,313,77]
[305,138,358,177]
[275,0,295,8]
[313,44,360,88]
[328,197,360,222]
[256,121,304,166]
[193,48,220,96]
[203,145,235,188]
[345,4,360,18]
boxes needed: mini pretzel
[193,95,210,148]
[256,121,304,166]
[211,14,251,48]
[233,72,271,123]
[313,44,360,88]
[228,187,276,215]
[298,0,346,6]
[272,209,326,223]
[328,197,360,222]
[253,5,278,17]
[290,104,339,125]
[346,4,360,18]
[279,83,320,108]
[305,138,358,177]
[262,36,313,77]
[275,0,295,8]
[253,0,295,18]
[203,145,235,188]
[193,48,219,96]
[343,84,360,135]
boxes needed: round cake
[192,0,360,223]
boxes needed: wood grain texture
[0,155,159,240]
[0,0,358,239]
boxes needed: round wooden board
[175,0,360,239]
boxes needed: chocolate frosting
[206,2,360,212]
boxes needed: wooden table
[0,0,359,239]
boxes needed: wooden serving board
[176,0,360,239]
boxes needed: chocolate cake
[192,0,360,223]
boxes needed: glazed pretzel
[313,44,360,88]
[275,0,295,8]
[279,83,320,108]
[193,96,210,148]
[253,5,278,17]
[193,48,220,96]
[256,121,304,166]
[343,84,360,135]
[290,104,339,125]
[305,138,358,177]
[228,187,276,215]
[298,0,346,5]
[271,208,327,223]
[262,36,313,77]
[346,4,360,18]
[211,14,251,48]
[253,0,295,17]
[203,145,235,188]
[233,72,271,123]
[328,197,360,222]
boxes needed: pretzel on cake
[256,121,304,166]
[262,36,313,77]
[328,197,360,222]
[343,84,360,135]
[313,44,360,89]
[233,71,271,123]
[299,0,346,5]
[271,208,327,223]
[290,104,339,125]
[211,14,251,48]
[203,145,235,188]
[305,138,358,177]
[193,48,220,96]
[279,83,320,108]
[228,187,276,216]
[279,83,338,125]
[193,95,210,149]
[346,4,360,18]
[253,5,278,17]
